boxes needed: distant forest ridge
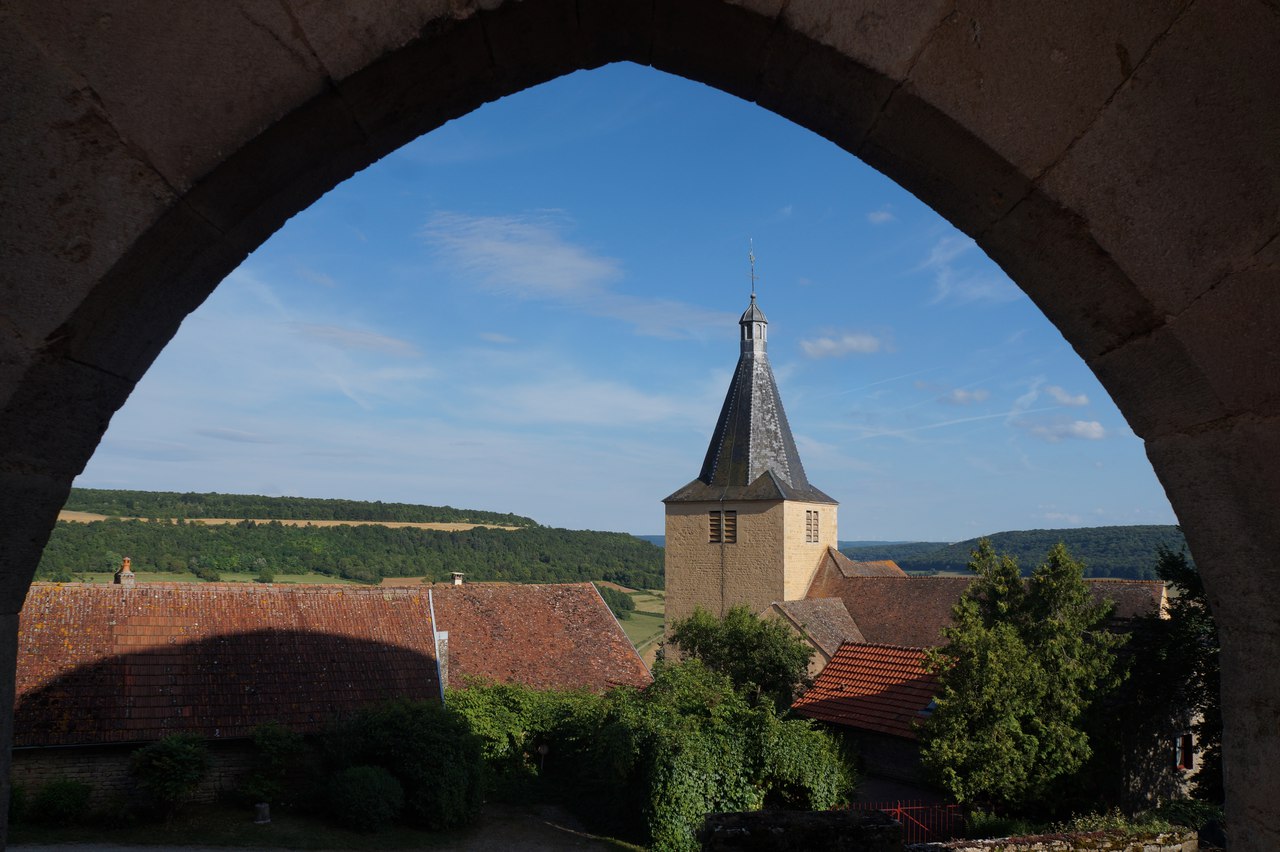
[39,518,663,590]
[64,488,537,527]
[841,525,1187,580]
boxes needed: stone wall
[701,808,902,851]
[11,740,256,808]
[906,829,1198,852]
[665,500,786,624]
[781,500,836,601]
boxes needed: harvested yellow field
[56,510,518,532]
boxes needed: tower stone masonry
[663,293,837,626]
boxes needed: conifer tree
[921,540,1121,812]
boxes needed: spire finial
[748,239,759,298]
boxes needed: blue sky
[75,63,1178,541]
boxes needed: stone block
[782,0,951,81]
[903,0,1187,177]
[0,15,176,361]
[754,27,894,157]
[482,0,586,92]
[578,0,654,66]
[6,0,331,191]
[1038,0,1280,316]
[289,0,474,84]
[980,190,1163,360]
[859,85,1032,238]
[1085,325,1226,439]
[650,0,776,101]
[335,14,498,155]
[0,475,71,613]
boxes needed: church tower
[663,285,838,626]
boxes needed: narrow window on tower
[813,510,820,542]
[724,511,737,543]
[709,511,722,543]
[805,510,820,543]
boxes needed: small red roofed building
[792,643,937,784]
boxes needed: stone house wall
[11,740,256,809]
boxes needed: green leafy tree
[129,733,210,816]
[921,540,1122,813]
[664,606,813,711]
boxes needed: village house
[13,578,649,804]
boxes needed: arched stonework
[3,1,1277,846]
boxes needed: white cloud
[1041,511,1085,525]
[1025,419,1107,442]
[867,208,896,225]
[800,332,886,358]
[778,204,794,218]
[194,427,277,444]
[479,332,517,345]
[942,388,991,405]
[422,211,733,338]
[1046,385,1089,406]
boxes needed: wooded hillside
[39,518,664,589]
[63,488,536,527]
[841,525,1187,580]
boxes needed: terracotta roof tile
[430,582,651,692]
[16,583,442,747]
[807,576,1165,648]
[792,643,938,740]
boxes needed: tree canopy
[663,606,813,713]
[920,540,1123,812]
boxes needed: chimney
[114,556,136,588]
[437,631,449,691]
[451,572,465,586]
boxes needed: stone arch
[3,1,1277,846]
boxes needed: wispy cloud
[290,324,421,358]
[1046,385,1089,406]
[423,211,732,338]
[942,388,991,405]
[867,207,896,225]
[800,331,887,358]
[1022,419,1107,442]
[479,332,517,345]
[919,235,1023,305]
[194,427,277,444]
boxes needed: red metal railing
[849,799,964,844]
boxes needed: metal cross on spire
[748,239,760,297]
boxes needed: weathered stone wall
[781,500,836,601]
[906,829,1197,852]
[11,740,256,808]
[701,808,902,851]
[665,500,785,625]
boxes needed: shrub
[129,733,209,815]
[323,699,483,830]
[237,721,305,806]
[29,778,93,824]
[326,765,403,832]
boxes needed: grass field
[57,510,518,532]
[616,588,665,664]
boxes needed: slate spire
[665,286,834,504]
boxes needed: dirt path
[9,804,636,852]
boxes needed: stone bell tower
[663,281,837,626]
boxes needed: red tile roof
[792,643,938,740]
[16,583,442,747]
[430,582,651,692]
[808,576,1165,648]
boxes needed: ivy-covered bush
[28,777,93,824]
[326,765,404,832]
[450,661,854,852]
[129,733,209,815]
[322,699,483,830]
